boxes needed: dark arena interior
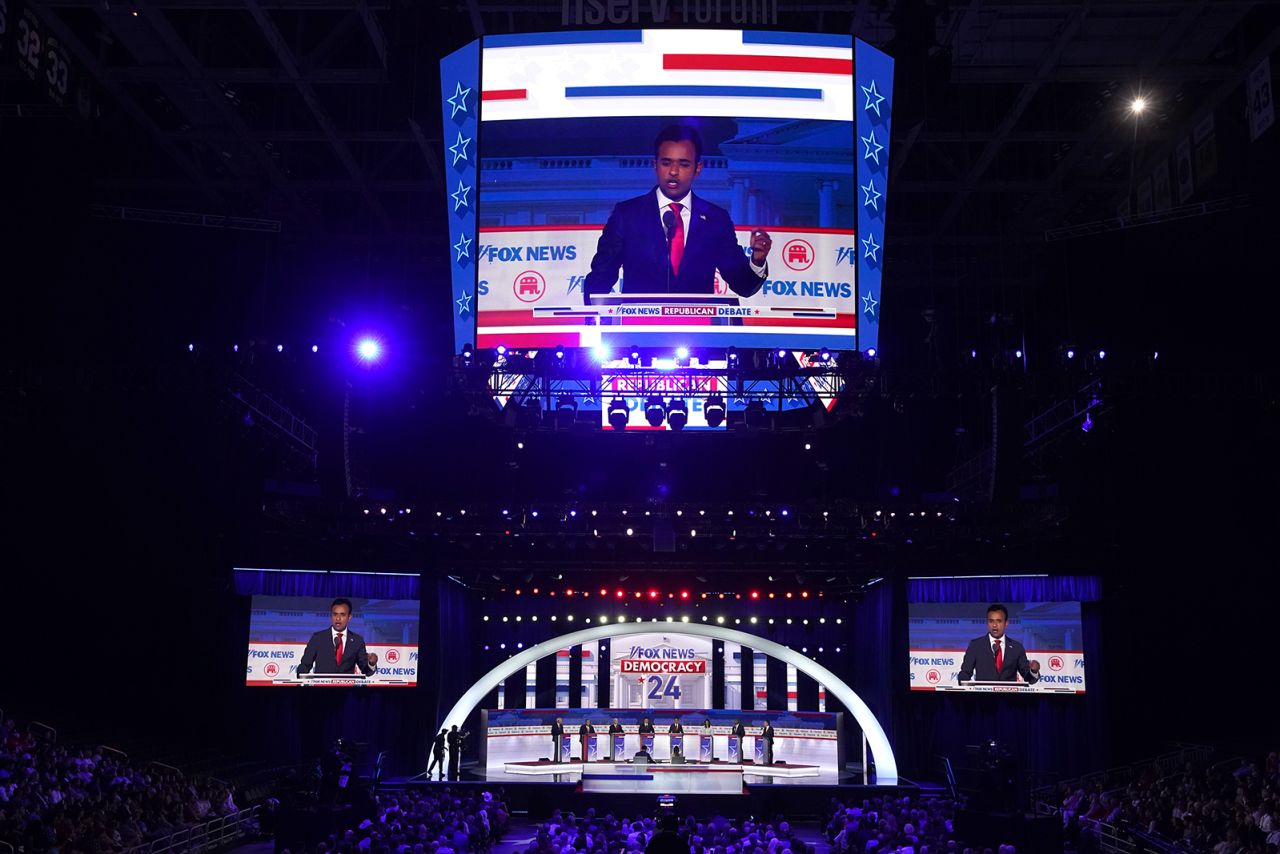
[3,2,1280,853]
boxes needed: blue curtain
[908,575,1101,604]
[232,569,420,599]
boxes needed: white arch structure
[440,623,897,784]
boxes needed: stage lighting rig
[607,397,629,430]
[644,395,665,427]
[666,398,688,430]
[704,395,726,428]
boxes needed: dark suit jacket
[668,723,684,733]
[608,724,625,735]
[551,722,565,739]
[730,724,746,738]
[583,190,766,299]
[958,636,1039,683]
[638,723,656,734]
[761,725,775,744]
[579,724,595,736]
[297,629,376,676]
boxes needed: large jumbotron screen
[442,30,893,354]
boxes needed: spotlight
[704,395,726,428]
[726,347,739,365]
[1015,349,1023,359]
[1066,349,1076,360]
[676,346,689,360]
[1130,97,1147,114]
[1082,412,1094,433]
[233,344,239,352]
[608,397,629,431]
[276,344,284,353]
[593,344,611,362]
[970,348,977,359]
[553,344,566,363]
[311,344,319,353]
[818,347,831,362]
[777,348,787,359]
[187,343,195,352]
[628,347,641,365]
[866,347,877,358]
[1097,349,1107,360]
[355,336,383,363]
[496,344,508,356]
[626,528,634,536]
[461,343,474,363]
[666,398,688,430]
[645,395,666,427]
[556,395,577,428]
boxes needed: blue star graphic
[733,395,748,407]
[861,290,879,316]
[453,232,472,262]
[448,132,471,166]
[446,82,471,118]
[861,180,881,211]
[451,180,471,211]
[862,232,880,262]
[456,289,473,316]
[861,80,885,117]
[861,130,883,165]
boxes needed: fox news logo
[479,244,578,263]
[836,247,856,266]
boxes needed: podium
[641,733,655,754]
[727,735,740,763]
[578,293,745,327]
[560,735,573,763]
[754,738,766,763]
[612,733,626,760]
[582,734,598,762]
[699,735,713,762]
[670,734,683,758]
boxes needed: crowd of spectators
[279,787,509,854]
[825,793,1010,854]
[0,716,241,852]
[525,809,811,854]
[1051,750,1280,853]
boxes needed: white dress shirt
[653,188,767,277]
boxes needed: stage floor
[477,759,842,787]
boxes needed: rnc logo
[782,239,815,272]
[1048,656,1065,672]
[925,669,942,684]
[385,649,401,664]
[513,270,546,302]
[264,662,280,678]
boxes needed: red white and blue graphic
[442,39,480,352]
[853,38,893,355]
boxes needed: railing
[121,804,261,854]
[100,745,129,760]
[29,721,56,740]
[150,760,185,777]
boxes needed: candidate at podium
[578,720,596,761]
[667,718,684,735]
[638,718,656,736]
[296,598,378,677]
[957,604,1041,684]
[730,719,747,764]
[701,718,714,761]
[550,718,566,763]
[582,124,772,301]
[608,719,625,760]
[760,721,776,765]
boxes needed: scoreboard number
[645,674,682,700]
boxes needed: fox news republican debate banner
[245,596,420,687]
[442,29,893,354]
[907,601,1087,694]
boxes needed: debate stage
[502,758,822,791]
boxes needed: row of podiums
[556,734,767,763]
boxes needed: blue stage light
[311,344,319,353]
[356,337,382,362]
[496,344,508,356]
[593,345,611,362]
[1066,349,1076,360]
[676,346,689,360]
[1097,349,1107,360]
[866,347,877,358]
[554,345,566,360]
[187,343,194,352]
[777,348,787,359]
[818,348,831,362]
[629,347,641,365]
[1015,349,1023,359]
[276,344,284,353]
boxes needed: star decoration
[861,130,883,165]
[451,180,471,211]
[456,289,473,316]
[861,180,881,211]
[449,132,471,166]
[861,80,885,117]
[453,232,472,262]
[446,82,471,118]
[862,232,880,262]
[862,290,879,316]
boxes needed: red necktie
[668,203,684,276]
[993,639,1003,674]
[335,632,344,666]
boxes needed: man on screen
[583,124,772,300]
[296,598,379,678]
[957,604,1041,684]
